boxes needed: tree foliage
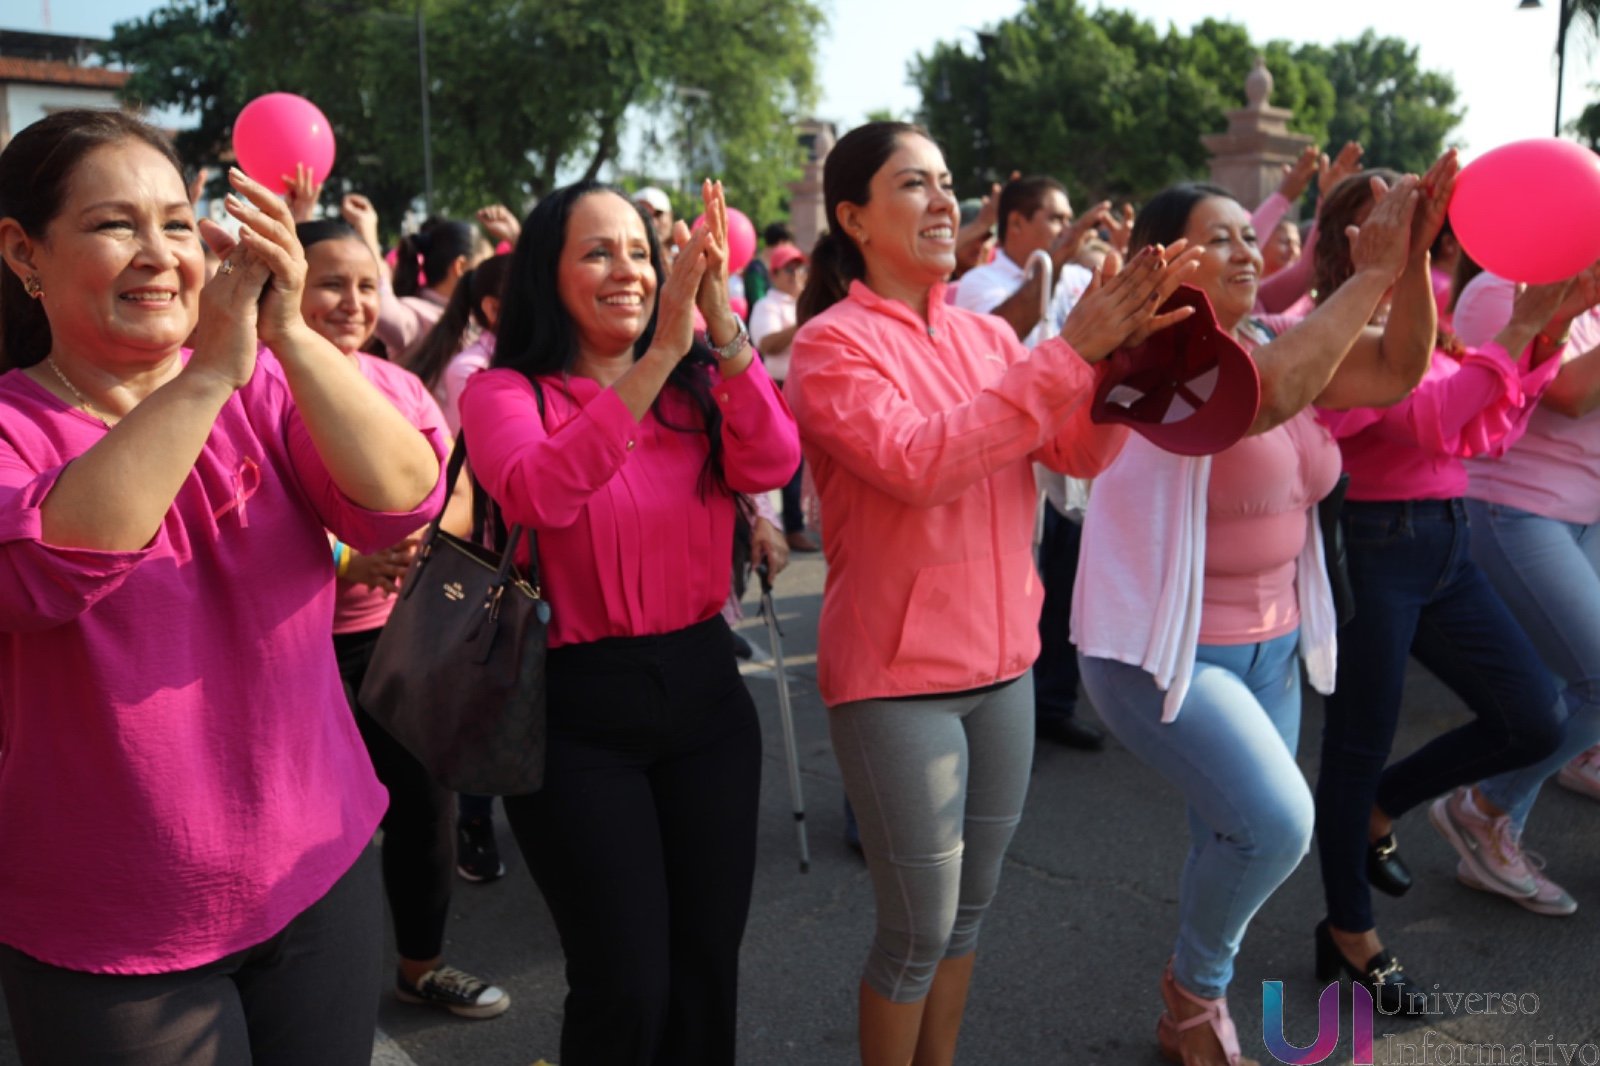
[910,0,1459,204]
[105,0,821,233]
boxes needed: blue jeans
[1080,631,1312,1000]
[1468,499,1600,829]
[1315,499,1563,933]
[1034,506,1082,724]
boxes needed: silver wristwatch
[711,316,751,361]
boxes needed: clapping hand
[1051,201,1112,272]
[1278,144,1321,203]
[1408,150,1460,261]
[1318,142,1365,202]
[694,179,739,341]
[1058,241,1205,362]
[1346,174,1421,289]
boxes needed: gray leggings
[829,676,1034,1003]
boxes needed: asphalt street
[3,550,1597,1066]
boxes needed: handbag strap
[422,377,547,592]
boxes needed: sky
[6,0,1595,167]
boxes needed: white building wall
[5,82,122,143]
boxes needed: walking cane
[757,562,811,873]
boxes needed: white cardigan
[1070,433,1337,722]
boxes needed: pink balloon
[1449,138,1600,284]
[232,93,337,194]
[691,206,760,275]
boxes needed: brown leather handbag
[359,434,549,795]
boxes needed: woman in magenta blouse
[0,111,443,1064]
[1308,171,1600,1012]
[458,178,799,1066]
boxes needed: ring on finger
[218,258,237,276]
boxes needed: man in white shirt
[953,175,1107,346]
[955,175,1110,751]
[749,245,817,552]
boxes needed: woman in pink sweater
[783,120,1202,1066]
[1308,172,1599,1014]
[0,110,443,1064]
[458,178,799,1066]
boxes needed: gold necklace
[44,357,115,428]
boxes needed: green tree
[1293,31,1462,176]
[105,0,821,233]
[910,0,1452,204]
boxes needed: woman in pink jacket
[783,120,1201,1066]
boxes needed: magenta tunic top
[0,360,446,973]
[459,358,800,648]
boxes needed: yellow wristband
[335,542,352,577]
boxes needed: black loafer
[1367,832,1413,897]
[1314,919,1428,1017]
[1038,716,1105,751]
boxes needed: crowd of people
[0,104,1597,1066]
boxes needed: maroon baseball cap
[1089,285,1261,457]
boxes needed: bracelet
[333,541,352,577]
[1537,328,1571,350]
[711,316,750,361]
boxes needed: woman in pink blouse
[0,110,443,1064]
[458,178,799,1066]
[1309,172,1599,1014]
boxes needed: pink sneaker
[1428,788,1536,898]
[1457,857,1577,917]
[1556,744,1600,803]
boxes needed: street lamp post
[1522,0,1573,136]
[416,1,434,216]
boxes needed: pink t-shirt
[0,360,446,973]
[459,359,800,648]
[1202,411,1341,644]
[334,354,452,635]
[440,332,494,437]
[1317,343,1561,501]
[1455,275,1600,525]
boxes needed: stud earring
[22,275,42,299]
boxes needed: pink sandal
[1156,960,1257,1066]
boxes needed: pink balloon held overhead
[1448,138,1600,285]
[231,93,337,194]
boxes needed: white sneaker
[1556,744,1600,803]
[1456,856,1577,917]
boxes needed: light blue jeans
[1468,499,1600,829]
[1079,631,1313,1000]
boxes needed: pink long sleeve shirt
[1316,342,1562,500]
[784,280,1127,707]
[458,359,800,647]
[334,354,453,635]
[0,361,446,974]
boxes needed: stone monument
[788,118,836,256]
[1202,57,1315,211]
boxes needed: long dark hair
[405,253,510,390]
[796,120,924,325]
[1128,182,1235,254]
[0,110,187,370]
[492,180,729,496]
[394,218,483,297]
[1312,169,1401,303]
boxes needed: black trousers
[504,615,762,1066]
[335,627,457,962]
[1033,505,1083,723]
[0,848,381,1066]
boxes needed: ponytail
[405,268,478,389]
[0,267,48,371]
[393,232,425,297]
[796,229,863,325]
